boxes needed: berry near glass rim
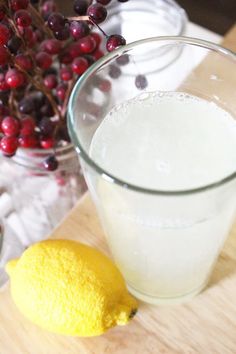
[56,83,68,101]
[44,154,58,171]
[106,34,126,52]
[71,57,89,75]
[60,67,73,81]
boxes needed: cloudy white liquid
[88,92,236,303]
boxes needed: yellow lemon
[6,239,138,337]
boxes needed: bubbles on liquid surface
[90,91,236,190]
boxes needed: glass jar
[0,144,86,246]
[0,220,24,288]
[103,0,188,43]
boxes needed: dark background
[177,0,236,35]
[58,0,236,35]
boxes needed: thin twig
[68,15,90,21]
[28,3,54,39]
[88,17,108,38]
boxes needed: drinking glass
[68,37,236,304]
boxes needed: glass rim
[68,36,236,196]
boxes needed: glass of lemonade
[68,37,236,304]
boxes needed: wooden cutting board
[1,25,236,354]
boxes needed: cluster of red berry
[0,0,128,170]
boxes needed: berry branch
[0,0,128,170]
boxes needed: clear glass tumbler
[68,37,236,304]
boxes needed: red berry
[34,29,44,42]
[14,9,32,27]
[60,66,73,81]
[73,0,90,15]
[0,73,9,91]
[90,32,102,47]
[7,36,22,54]
[42,0,57,15]
[56,83,67,101]
[0,24,11,45]
[116,54,129,65]
[43,154,58,171]
[40,137,54,149]
[78,35,96,54]
[15,54,33,70]
[0,136,18,155]
[108,64,121,78]
[43,39,61,54]
[59,51,73,64]
[96,0,112,4]
[0,104,9,118]
[11,0,29,11]
[98,79,111,92]
[106,34,126,52]
[87,4,107,24]
[0,46,9,65]
[38,117,54,136]
[93,49,104,60]
[70,20,90,40]
[18,134,38,148]
[54,24,70,41]
[20,116,35,136]
[43,74,58,89]
[135,74,148,90]
[71,57,89,75]
[5,68,25,88]
[67,42,81,59]
[47,12,65,31]
[83,54,95,66]
[0,6,5,20]
[1,116,20,136]
[23,26,35,45]
[36,51,52,69]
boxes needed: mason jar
[0,144,86,246]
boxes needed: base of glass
[127,282,207,305]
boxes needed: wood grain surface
[1,25,236,354]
